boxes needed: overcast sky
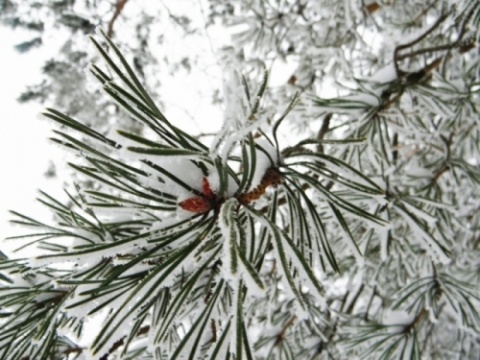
[0,26,66,251]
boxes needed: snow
[394,203,450,265]
[143,157,205,198]
[205,169,239,198]
[382,308,416,326]
[248,208,327,312]
[369,63,398,84]
[400,200,437,227]
[378,221,390,262]
[219,198,240,283]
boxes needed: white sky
[0,26,67,253]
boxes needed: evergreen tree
[1,1,480,359]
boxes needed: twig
[411,0,440,24]
[403,308,428,334]
[441,3,479,73]
[345,283,365,314]
[34,291,68,309]
[317,113,332,154]
[364,285,377,321]
[63,347,84,355]
[392,132,398,165]
[430,165,450,186]
[397,15,476,62]
[107,0,129,38]
[404,57,442,85]
[274,316,297,346]
[398,43,455,61]
[99,325,150,360]
[393,11,450,76]
[395,4,477,76]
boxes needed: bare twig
[397,15,476,61]
[345,283,365,314]
[403,308,428,334]
[63,347,84,355]
[393,11,450,76]
[274,316,297,346]
[392,132,399,165]
[364,285,378,321]
[107,0,129,38]
[395,4,477,76]
[411,0,440,24]
[398,43,452,61]
[317,113,332,154]
[431,166,450,186]
[99,325,150,360]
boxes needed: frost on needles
[0,28,382,359]
[1,5,480,358]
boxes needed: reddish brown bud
[178,177,218,213]
[179,197,212,213]
[202,177,215,199]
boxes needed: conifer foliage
[1,1,480,359]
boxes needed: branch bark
[107,0,130,38]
